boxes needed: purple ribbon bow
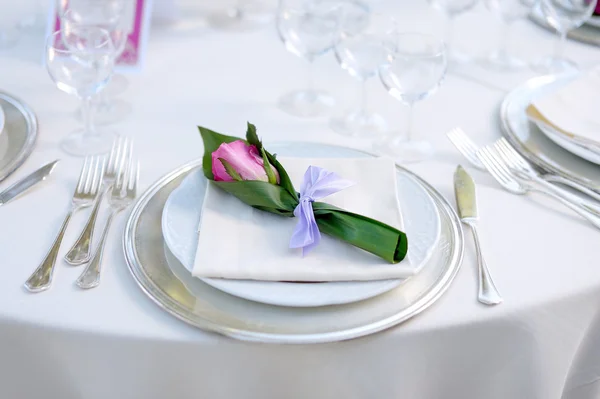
[289,166,355,255]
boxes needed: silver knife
[454,165,502,306]
[0,160,59,206]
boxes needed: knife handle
[466,222,503,306]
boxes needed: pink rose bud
[212,140,280,183]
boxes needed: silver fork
[24,156,105,293]
[64,137,131,265]
[76,157,138,289]
[494,138,600,205]
[447,127,600,200]
[476,145,600,230]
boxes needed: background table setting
[2,0,600,398]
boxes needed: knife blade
[0,160,59,206]
[454,164,478,221]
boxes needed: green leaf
[312,202,408,263]
[260,147,278,185]
[213,180,298,216]
[218,158,243,182]
[265,151,298,200]
[198,126,243,180]
[246,122,261,151]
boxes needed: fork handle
[542,175,600,204]
[76,210,116,289]
[24,209,75,293]
[64,190,106,265]
[531,187,600,229]
[465,222,502,306]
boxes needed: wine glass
[46,28,116,156]
[484,0,538,70]
[60,0,132,125]
[330,12,397,137]
[374,33,447,163]
[535,0,598,73]
[427,0,479,62]
[276,0,343,117]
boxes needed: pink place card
[47,0,153,73]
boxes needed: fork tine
[477,147,513,186]
[84,156,99,194]
[106,137,121,175]
[127,160,139,197]
[498,138,529,168]
[447,127,485,169]
[76,156,92,194]
[91,157,105,195]
[454,128,480,154]
[493,142,517,169]
[113,141,132,195]
[482,146,515,181]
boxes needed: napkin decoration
[198,123,408,263]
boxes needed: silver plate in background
[530,8,600,47]
[123,143,464,344]
[500,73,600,192]
[0,92,38,182]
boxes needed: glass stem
[307,61,314,93]
[81,96,95,136]
[554,31,567,59]
[406,103,414,142]
[360,80,367,116]
[444,15,454,53]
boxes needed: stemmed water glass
[484,0,537,70]
[46,27,115,156]
[428,0,479,62]
[330,12,397,137]
[60,0,132,125]
[276,0,343,117]
[374,33,447,163]
[534,0,598,73]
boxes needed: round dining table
[2,1,600,398]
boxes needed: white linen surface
[532,68,600,141]
[3,1,600,399]
[193,156,414,281]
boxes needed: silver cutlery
[76,156,138,289]
[0,160,59,206]
[447,127,600,201]
[24,156,105,293]
[454,165,502,306]
[64,137,132,265]
[476,145,600,230]
[493,138,600,209]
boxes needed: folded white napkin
[192,157,415,282]
[531,69,600,142]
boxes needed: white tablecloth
[2,1,600,398]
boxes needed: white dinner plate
[501,74,600,191]
[0,104,4,138]
[162,144,441,307]
[520,71,600,165]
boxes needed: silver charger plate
[123,143,464,344]
[0,92,38,182]
[501,73,600,192]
